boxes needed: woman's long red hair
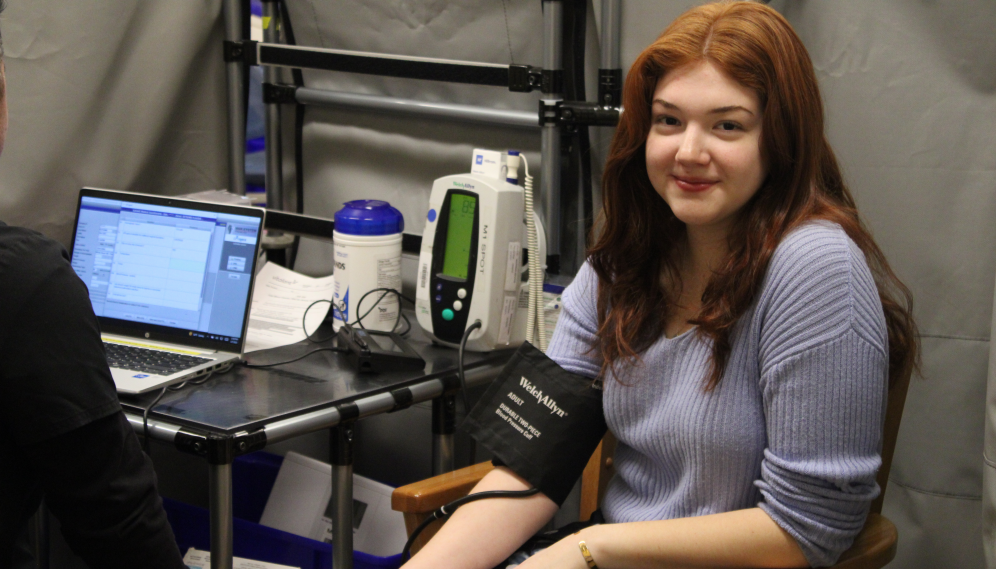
[589,1,918,389]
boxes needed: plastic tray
[163,452,402,569]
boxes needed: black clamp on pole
[598,68,623,108]
[539,100,620,128]
[542,69,564,95]
[440,373,465,396]
[224,39,258,66]
[331,401,360,467]
[263,82,298,105]
[330,401,361,466]
[175,429,268,465]
[388,387,416,412]
[432,395,457,437]
[508,64,545,93]
[558,101,620,127]
[331,423,355,467]
[538,99,560,126]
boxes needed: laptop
[69,188,266,394]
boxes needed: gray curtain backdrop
[0,0,228,247]
[3,1,993,567]
[775,3,994,568]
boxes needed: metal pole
[223,0,247,195]
[295,88,539,129]
[209,463,234,569]
[600,0,621,73]
[432,395,456,474]
[541,0,564,272]
[598,0,623,108]
[331,425,354,569]
[263,0,283,211]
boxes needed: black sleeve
[22,411,186,569]
[0,228,184,567]
[0,234,119,444]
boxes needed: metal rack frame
[222,0,622,272]
[213,3,624,569]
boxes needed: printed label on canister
[332,231,402,332]
[373,257,401,322]
[333,246,350,323]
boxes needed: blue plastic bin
[164,452,402,569]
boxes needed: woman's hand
[514,531,592,569]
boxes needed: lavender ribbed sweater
[546,222,888,567]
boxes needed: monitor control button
[453,300,463,311]
[457,288,467,299]
[442,309,455,321]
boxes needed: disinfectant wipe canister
[332,200,404,332]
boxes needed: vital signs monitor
[416,169,544,352]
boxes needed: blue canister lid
[334,200,404,235]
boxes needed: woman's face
[645,60,766,239]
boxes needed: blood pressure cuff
[462,342,607,506]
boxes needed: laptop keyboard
[104,342,212,376]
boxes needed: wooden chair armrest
[829,513,898,569]
[391,461,495,515]
[390,462,495,555]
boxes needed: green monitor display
[441,193,477,280]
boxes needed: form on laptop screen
[70,195,261,347]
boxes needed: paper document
[245,262,335,353]
[260,451,409,557]
[183,548,299,569]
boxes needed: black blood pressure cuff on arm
[462,342,607,506]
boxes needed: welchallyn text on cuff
[461,341,607,506]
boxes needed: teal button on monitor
[442,309,455,321]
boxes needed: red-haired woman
[402,2,918,568]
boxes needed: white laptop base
[103,334,241,394]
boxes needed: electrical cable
[303,287,415,344]
[520,155,547,351]
[458,320,483,463]
[142,387,168,455]
[302,299,337,342]
[141,362,236,455]
[241,346,347,369]
[401,487,541,561]
[354,289,396,330]
[353,288,415,333]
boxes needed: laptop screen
[70,190,264,352]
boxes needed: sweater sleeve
[545,261,602,379]
[754,225,889,567]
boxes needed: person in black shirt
[0,3,186,568]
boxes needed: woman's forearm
[578,507,808,569]
[515,507,809,569]
[401,466,559,569]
